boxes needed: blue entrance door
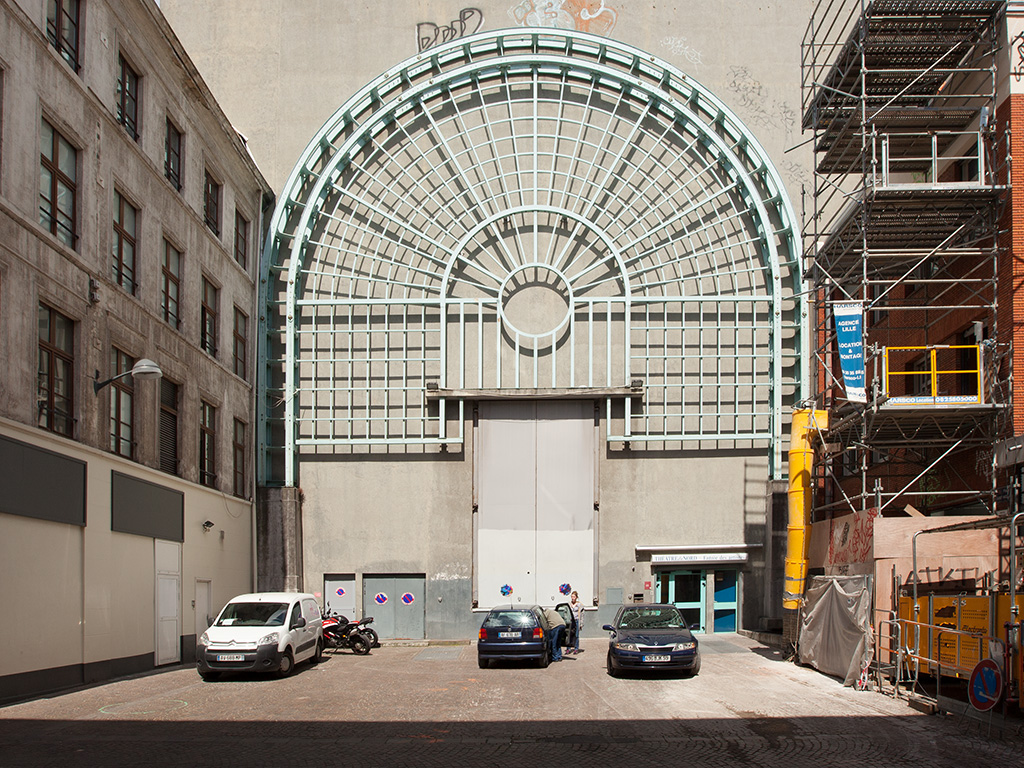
[658,571,705,632]
[657,569,739,633]
[713,570,738,632]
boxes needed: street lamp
[93,358,163,393]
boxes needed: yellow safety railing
[883,345,982,405]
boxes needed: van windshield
[217,602,289,627]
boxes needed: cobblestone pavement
[1,634,1021,767]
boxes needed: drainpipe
[783,409,828,611]
[1009,510,1024,703]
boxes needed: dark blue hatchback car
[477,603,576,668]
[603,603,700,677]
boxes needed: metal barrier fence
[869,613,1010,704]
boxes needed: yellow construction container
[898,594,1024,683]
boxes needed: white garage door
[477,401,594,608]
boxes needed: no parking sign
[968,659,1002,712]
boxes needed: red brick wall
[1000,95,1024,436]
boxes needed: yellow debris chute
[783,409,828,610]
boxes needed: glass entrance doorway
[656,569,739,633]
[658,571,705,631]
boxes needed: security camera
[202,520,215,531]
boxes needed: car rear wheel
[538,649,550,669]
[478,656,489,669]
[606,652,619,678]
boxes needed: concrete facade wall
[159,0,813,638]
[294,430,768,639]
[159,0,812,206]
[0,0,271,701]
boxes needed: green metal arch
[259,29,806,485]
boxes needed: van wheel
[311,640,323,665]
[278,650,295,678]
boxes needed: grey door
[363,575,425,640]
[477,401,595,609]
[324,573,356,618]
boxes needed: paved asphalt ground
[1,633,1022,767]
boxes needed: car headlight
[613,642,638,651]
[199,632,209,646]
[673,641,697,651]
[257,632,280,646]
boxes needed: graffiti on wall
[1013,31,1024,81]
[508,0,617,36]
[417,8,485,52]
[727,66,796,138]
[827,507,878,570]
[660,36,704,72]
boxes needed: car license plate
[643,654,671,662]
[498,631,519,638]
[216,653,245,662]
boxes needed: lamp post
[93,358,163,393]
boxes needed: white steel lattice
[260,30,805,484]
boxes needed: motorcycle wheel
[351,633,371,655]
[363,628,380,648]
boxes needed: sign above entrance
[651,553,748,564]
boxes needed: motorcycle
[322,611,371,654]
[345,615,379,648]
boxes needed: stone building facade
[0,0,272,701]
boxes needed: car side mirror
[602,624,615,632]
[689,623,700,631]
[292,616,307,629]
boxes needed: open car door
[555,602,577,648]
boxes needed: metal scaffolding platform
[801,0,1009,517]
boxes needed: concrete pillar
[256,486,303,592]
[765,479,789,631]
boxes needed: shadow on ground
[1,713,1022,768]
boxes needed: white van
[197,592,323,680]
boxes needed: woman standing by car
[569,591,584,654]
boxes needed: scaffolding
[801,0,1010,518]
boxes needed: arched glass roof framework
[260,30,806,485]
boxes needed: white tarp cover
[798,575,873,686]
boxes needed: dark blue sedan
[603,604,700,677]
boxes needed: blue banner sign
[834,303,866,403]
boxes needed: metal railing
[884,345,983,405]
[872,611,905,697]
[873,131,988,189]
[899,617,1004,689]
